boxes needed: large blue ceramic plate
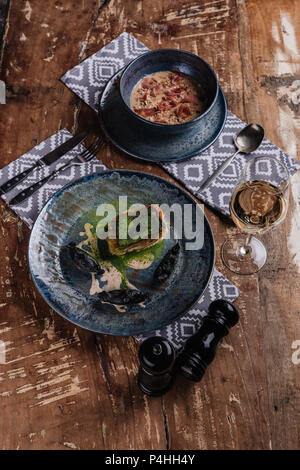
[28,171,215,335]
[98,70,227,163]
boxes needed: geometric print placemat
[136,268,240,350]
[163,112,300,217]
[0,129,106,228]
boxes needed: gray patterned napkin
[164,114,300,216]
[0,127,239,349]
[0,129,106,227]
[136,269,239,350]
[61,32,300,218]
[61,32,148,112]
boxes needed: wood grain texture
[0,1,9,36]
[0,0,299,450]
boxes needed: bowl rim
[28,169,216,336]
[119,48,219,129]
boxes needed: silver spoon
[196,123,265,195]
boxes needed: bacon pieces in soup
[130,70,207,124]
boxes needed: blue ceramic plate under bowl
[98,69,227,163]
[28,171,215,336]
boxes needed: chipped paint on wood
[171,30,226,40]
[288,171,300,273]
[61,441,80,449]
[269,8,300,273]
[219,339,234,352]
[22,1,32,22]
[229,392,241,406]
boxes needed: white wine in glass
[221,156,290,275]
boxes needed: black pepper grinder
[138,336,176,396]
[177,299,239,382]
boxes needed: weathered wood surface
[0,0,299,450]
[0,0,9,55]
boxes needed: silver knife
[0,130,88,195]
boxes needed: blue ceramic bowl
[98,69,227,162]
[119,49,219,135]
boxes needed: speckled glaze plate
[98,70,227,163]
[28,171,215,335]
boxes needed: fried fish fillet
[98,204,168,257]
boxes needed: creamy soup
[130,70,207,124]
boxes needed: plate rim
[28,169,216,336]
[98,69,227,163]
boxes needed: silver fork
[10,135,105,205]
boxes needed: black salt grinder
[138,336,176,396]
[177,299,239,382]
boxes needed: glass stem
[239,233,253,256]
[245,233,253,247]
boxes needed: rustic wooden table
[0,0,299,451]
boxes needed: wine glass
[221,156,290,275]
